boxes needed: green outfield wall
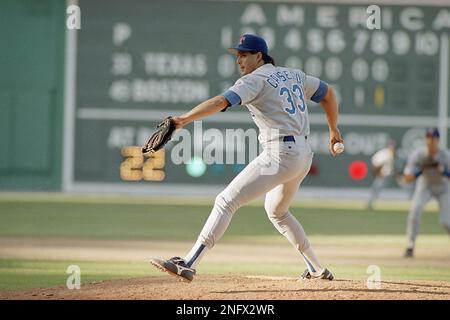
[0,0,66,190]
[0,1,449,193]
[68,0,449,193]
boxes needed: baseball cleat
[404,248,414,258]
[300,268,334,281]
[150,257,196,282]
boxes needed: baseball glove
[421,158,440,169]
[141,116,176,154]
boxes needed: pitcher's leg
[185,151,298,268]
[265,179,325,275]
[265,179,310,251]
[264,154,326,276]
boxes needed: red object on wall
[308,162,319,176]
[348,161,368,181]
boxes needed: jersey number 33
[280,84,306,115]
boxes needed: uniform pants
[367,176,389,207]
[407,183,450,246]
[197,137,313,252]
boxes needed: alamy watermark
[366,5,381,30]
[66,4,81,30]
[366,265,381,290]
[66,265,81,290]
[169,123,281,175]
[170,122,261,165]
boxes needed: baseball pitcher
[149,34,343,282]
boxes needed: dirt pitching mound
[2,275,450,300]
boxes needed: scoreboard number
[120,147,165,181]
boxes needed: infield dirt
[2,274,450,300]
[0,238,449,300]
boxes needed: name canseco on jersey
[224,64,326,145]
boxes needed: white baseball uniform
[372,148,395,177]
[367,147,396,209]
[183,63,329,275]
[403,147,450,249]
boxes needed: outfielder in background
[150,34,344,282]
[403,128,450,258]
[366,140,398,210]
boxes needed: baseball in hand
[333,142,345,154]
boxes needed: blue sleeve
[222,90,242,107]
[443,166,450,178]
[310,80,328,103]
[414,169,423,178]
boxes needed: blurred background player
[402,128,450,258]
[366,140,398,210]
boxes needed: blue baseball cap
[425,127,440,138]
[228,34,268,55]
